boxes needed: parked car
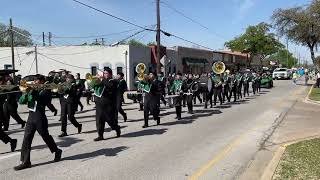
[272,68,290,80]
[261,74,273,88]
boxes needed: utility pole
[95,38,98,45]
[286,38,289,68]
[156,0,161,74]
[35,45,38,74]
[9,18,15,77]
[124,50,128,82]
[101,38,104,45]
[42,32,45,46]
[48,32,52,46]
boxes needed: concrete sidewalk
[239,84,320,180]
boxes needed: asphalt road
[0,80,308,180]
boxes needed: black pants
[85,91,92,105]
[229,86,237,102]
[3,103,25,130]
[237,84,243,99]
[186,95,193,113]
[21,111,58,164]
[173,96,182,118]
[60,100,80,133]
[116,95,126,121]
[204,91,213,108]
[47,103,57,113]
[160,94,166,105]
[96,99,119,138]
[143,96,160,126]
[193,93,202,104]
[243,83,249,97]
[0,128,11,144]
[213,88,223,105]
[252,83,257,95]
[223,85,230,103]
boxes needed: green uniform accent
[19,90,44,111]
[170,80,182,94]
[138,80,152,93]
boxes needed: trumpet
[19,80,60,93]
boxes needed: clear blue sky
[0,0,313,62]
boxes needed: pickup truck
[272,68,290,80]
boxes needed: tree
[272,1,320,70]
[126,39,147,47]
[0,23,33,47]
[267,49,298,68]
[225,22,284,68]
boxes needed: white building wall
[0,45,150,90]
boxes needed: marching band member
[229,72,238,102]
[158,72,167,106]
[75,73,84,111]
[222,71,231,103]
[92,68,121,141]
[243,73,250,97]
[58,74,82,137]
[252,73,258,95]
[183,74,195,114]
[236,72,243,99]
[14,74,62,171]
[0,75,17,152]
[170,73,183,120]
[116,72,127,122]
[3,77,26,130]
[212,73,223,106]
[141,72,161,128]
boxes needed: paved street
[0,80,309,180]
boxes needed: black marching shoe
[14,162,31,171]
[21,121,26,128]
[58,132,68,137]
[54,110,58,116]
[10,139,17,152]
[142,124,148,128]
[156,117,160,125]
[78,124,82,134]
[54,149,62,162]
[116,127,121,137]
[94,136,104,141]
[123,113,127,122]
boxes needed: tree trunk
[309,44,319,71]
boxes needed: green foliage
[147,41,156,46]
[272,1,320,69]
[0,23,33,47]
[126,39,147,47]
[267,49,298,68]
[225,22,284,66]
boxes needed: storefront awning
[183,58,209,66]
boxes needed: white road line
[0,152,20,161]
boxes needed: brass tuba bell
[212,61,226,75]
[136,63,146,81]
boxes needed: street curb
[304,85,320,105]
[260,135,320,180]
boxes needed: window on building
[4,64,12,70]
[91,66,97,76]
[117,67,123,74]
[168,67,171,74]
[173,66,176,73]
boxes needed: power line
[71,0,155,32]
[161,30,214,51]
[51,28,139,39]
[160,1,226,41]
[38,53,90,69]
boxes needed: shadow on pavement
[63,146,129,161]
[121,128,168,138]
[161,119,194,126]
